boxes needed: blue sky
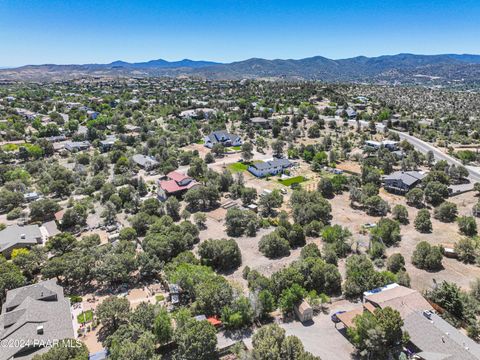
[1,0,479,66]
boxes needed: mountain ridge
[2,53,480,84]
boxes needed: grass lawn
[77,310,93,324]
[228,162,249,172]
[278,176,307,186]
[228,146,242,151]
[155,294,165,302]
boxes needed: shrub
[392,205,409,224]
[259,232,290,259]
[412,241,443,270]
[454,237,478,263]
[300,243,321,259]
[433,201,458,222]
[371,218,401,246]
[414,209,432,233]
[387,253,405,273]
[406,188,424,208]
[457,216,478,236]
[363,195,390,216]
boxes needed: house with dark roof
[0,279,75,360]
[204,131,242,148]
[132,154,159,170]
[157,171,199,200]
[248,158,292,178]
[383,170,426,194]
[64,141,90,152]
[0,224,45,258]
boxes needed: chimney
[20,234,26,240]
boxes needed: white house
[248,158,292,178]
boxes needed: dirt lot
[303,188,480,293]
[383,190,480,292]
[196,217,320,287]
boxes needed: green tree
[318,178,334,198]
[371,218,401,247]
[392,204,409,224]
[259,232,291,258]
[300,243,321,259]
[290,190,332,225]
[414,209,432,233]
[241,141,254,161]
[348,307,407,359]
[433,201,458,222]
[174,319,217,360]
[154,307,173,345]
[412,241,443,270]
[363,195,390,216]
[424,181,449,206]
[46,233,77,256]
[386,253,405,273]
[29,198,60,221]
[198,238,242,271]
[0,256,26,303]
[454,237,477,263]
[259,189,283,217]
[165,196,181,220]
[457,216,478,236]
[96,296,130,338]
[32,339,88,360]
[406,188,424,208]
[279,284,307,314]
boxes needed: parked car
[331,311,346,323]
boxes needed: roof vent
[36,325,44,334]
[20,234,26,239]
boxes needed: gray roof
[250,117,271,123]
[206,131,239,144]
[0,225,43,255]
[64,141,90,151]
[100,135,117,146]
[0,279,74,360]
[132,154,159,167]
[252,158,292,171]
[383,171,425,186]
[404,312,480,360]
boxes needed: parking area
[280,300,358,359]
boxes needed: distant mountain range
[2,54,480,85]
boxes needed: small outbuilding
[294,300,313,323]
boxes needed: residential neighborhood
[1,76,480,360]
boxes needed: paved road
[392,130,480,183]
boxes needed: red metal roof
[166,171,190,182]
[159,171,198,194]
